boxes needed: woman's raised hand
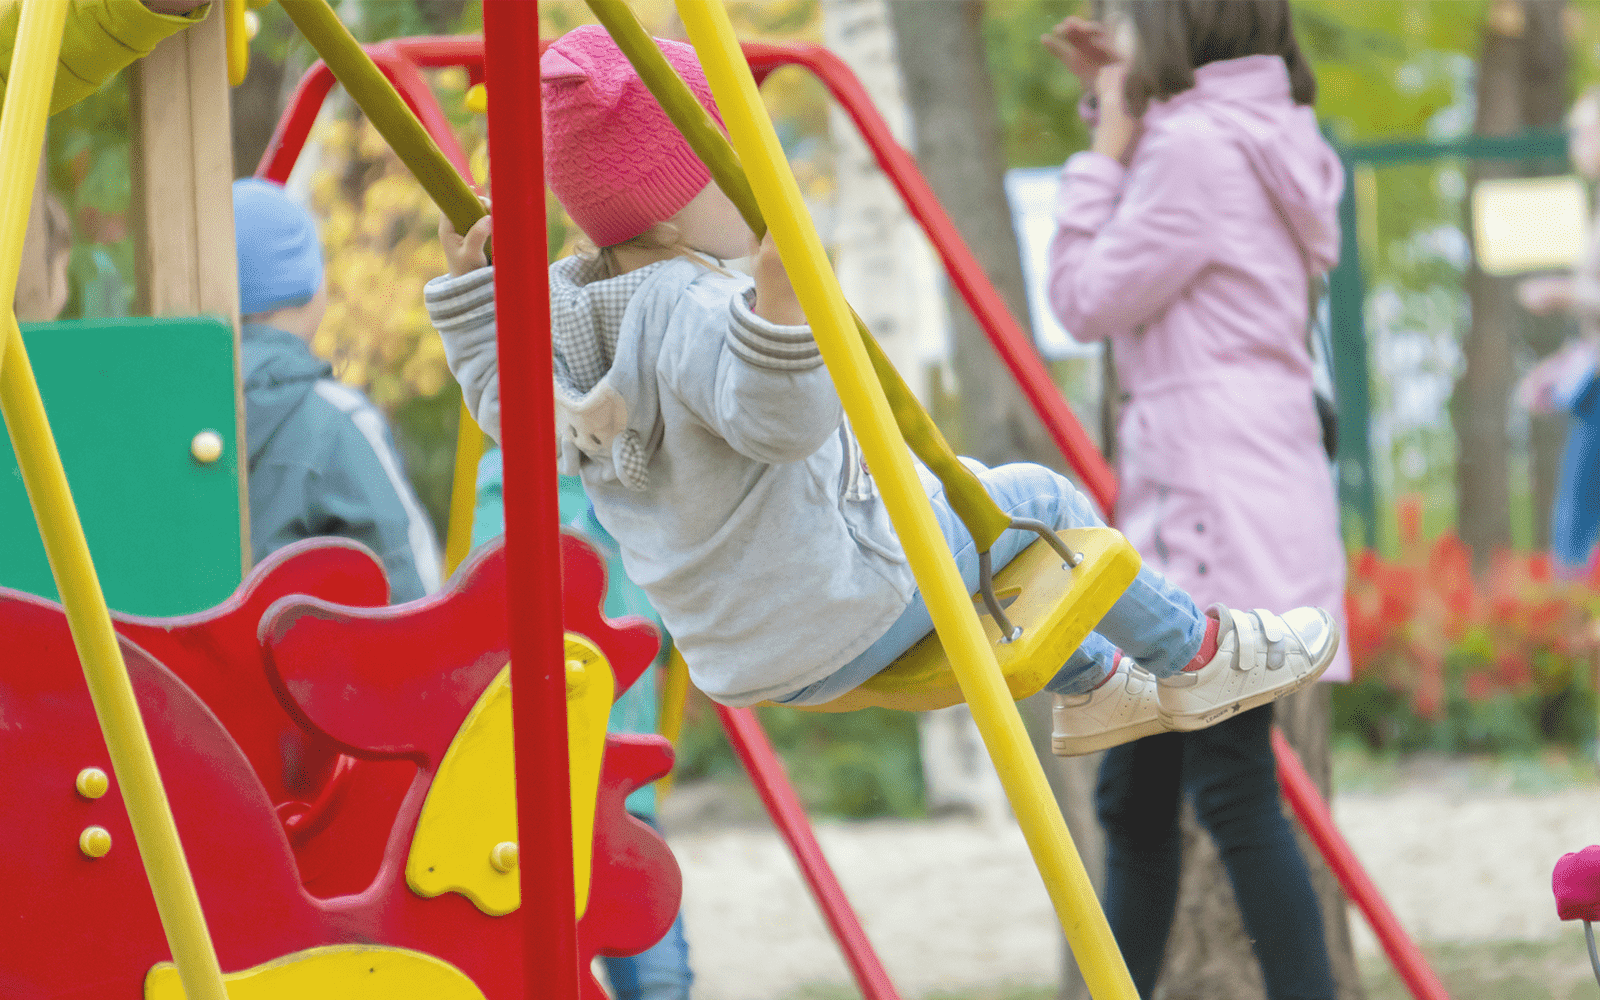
[1091,63,1140,165]
[1041,16,1120,91]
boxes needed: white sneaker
[1051,658,1167,757]
[1157,604,1338,731]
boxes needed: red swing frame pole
[1271,730,1449,1000]
[716,705,903,1000]
[482,3,583,996]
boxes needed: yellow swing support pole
[587,0,1009,553]
[0,3,229,999]
[443,411,483,577]
[654,646,691,799]
[676,6,1137,998]
[224,0,249,87]
[277,0,489,576]
[0,6,55,367]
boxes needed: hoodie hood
[1149,54,1344,273]
[241,323,332,465]
[549,255,705,491]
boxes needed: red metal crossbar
[256,36,481,184]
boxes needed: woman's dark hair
[1121,0,1317,113]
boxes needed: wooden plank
[130,9,237,319]
[128,8,249,574]
[185,8,239,319]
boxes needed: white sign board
[1471,175,1589,276]
[1005,166,1102,359]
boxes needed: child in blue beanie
[233,177,440,602]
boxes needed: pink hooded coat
[1048,54,1351,681]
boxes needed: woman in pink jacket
[1045,3,1346,997]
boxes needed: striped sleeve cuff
[726,287,823,372]
[424,266,496,334]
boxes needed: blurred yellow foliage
[303,3,828,412]
[308,109,485,408]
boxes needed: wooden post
[130,9,238,319]
[127,6,248,570]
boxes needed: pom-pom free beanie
[233,177,324,317]
[541,25,724,248]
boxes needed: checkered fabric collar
[550,254,668,401]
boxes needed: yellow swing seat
[786,526,1141,714]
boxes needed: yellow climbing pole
[277,0,490,579]
[673,4,1139,997]
[0,2,227,999]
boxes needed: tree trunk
[1153,689,1364,1000]
[229,40,288,178]
[1457,0,1569,565]
[887,0,1059,471]
[887,4,1098,996]
[822,0,1009,823]
[1520,1,1573,551]
[822,0,950,405]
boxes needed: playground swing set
[5,0,1600,997]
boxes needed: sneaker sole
[1159,627,1341,732]
[1051,716,1168,756]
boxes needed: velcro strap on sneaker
[1253,608,1291,669]
[1230,607,1258,670]
[1252,608,1288,644]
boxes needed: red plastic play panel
[0,531,678,999]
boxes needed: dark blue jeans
[1095,705,1335,1000]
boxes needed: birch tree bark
[885,5,1103,997]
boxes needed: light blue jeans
[600,911,691,1000]
[775,462,1206,706]
[599,815,693,1000]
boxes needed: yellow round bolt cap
[75,767,109,799]
[79,826,112,859]
[464,83,487,115]
[490,840,519,873]
[565,660,587,697]
[190,429,225,464]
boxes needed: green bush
[1333,655,1597,755]
[675,696,926,819]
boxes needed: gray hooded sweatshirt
[425,257,916,706]
[242,323,441,603]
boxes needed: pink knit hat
[541,25,724,248]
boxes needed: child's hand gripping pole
[585,0,1081,639]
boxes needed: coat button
[1195,522,1205,534]
[1197,562,1208,575]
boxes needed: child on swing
[425,25,1337,755]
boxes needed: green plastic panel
[0,317,244,617]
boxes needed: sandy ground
[657,781,1600,1000]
